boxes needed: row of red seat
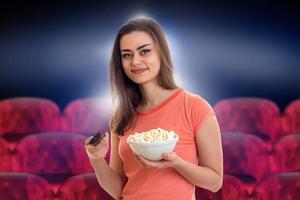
[0,97,112,138]
[0,132,299,185]
[214,98,300,144]
[0,97,299,145]
[0,133,109,174]
[0,172,299,200]
[196,172,300,200]
[0,172,112,200]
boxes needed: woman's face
[120,31,161,85]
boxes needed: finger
[162,153,171,160]
[138,156,155,167]
[88,132,108,147]
[134,155,145,166]
[85,143,95,152]
[100,132,109,146]
[138,156,167,169]
[163,152,176,160]
[86,148,98,160]
[103,132,109,142]
[85,136,93,145]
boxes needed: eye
[121,53,132,59]
[140,49,151,55]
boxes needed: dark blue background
[1,0,299,111]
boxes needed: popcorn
[127,128,178,143]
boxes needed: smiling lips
[131,68,148,74]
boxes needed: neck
[138,83,177,108]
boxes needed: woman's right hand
[85,132,109,160]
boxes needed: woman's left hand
[135,152,181,169]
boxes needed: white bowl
[128,138,179,161]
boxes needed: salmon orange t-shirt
[118,88,216,200]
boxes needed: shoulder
[180,89,215,133]
[181,89,213,109]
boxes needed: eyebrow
[121,44,151,52]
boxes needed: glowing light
[98,38,114,67]
[127,12,154,20]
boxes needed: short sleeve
[189,95,216,136]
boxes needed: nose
[132,54,142,66]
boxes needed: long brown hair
[109,18,177,135]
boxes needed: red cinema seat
[272,134,300,173]
[195,175,250,200]
[252,172,300,200]
[13,132,94,174]
[222,132,270,192]
[0,97,62,145]
[57,173,114,200]
[0,137,13,172]
[13,132,98,190]
[214,98,282,143]
[63,98,113,136]
[282,100,300,135]
[0,172,55,200]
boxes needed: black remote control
[89,132,105,146]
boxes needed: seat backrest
[0,172,54,200]
[63,98,113,136]
[13,133,94,176]
[0,97,62,139]
[282,100,300,134]
[272,134,300,173]
[252,172,300,200]
[0,137,13,172]
[57,173,114,200]
[214,98,282,143]
[222,132,271,183]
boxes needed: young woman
[85,18,223,200]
